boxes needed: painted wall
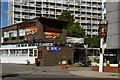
[0,56,37,64]
[106,1,120,48]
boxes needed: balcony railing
[14,8,21,11]
[91,21,99,24]
[80,3,87,6]
[29,16,35,19]
[80,20,90,23]
[22,9,29,12]
[92,26,99,29]
[49,6,55,8]
[29,4,35,6]
[14,15,21,18]
[80,14,85,17]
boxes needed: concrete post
[99,35,106,72]
[99,48,105,72]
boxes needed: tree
[57,11,85,38]
[84,36,100,47]
[57,11,74,23]
[67,22,85,38]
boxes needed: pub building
[0,17,74,66]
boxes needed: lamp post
[99,19,108,72]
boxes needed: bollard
[26,60,30,65]
[36,61,40,66]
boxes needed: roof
[40,17,68,23]
[2,17,68,29]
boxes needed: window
[10,50,16,56]
[4,31,9,38]
[19,29,25,36]
[19,36,24,39]
[10,30,17,37]
[1,50,8,56]
[34,49,38,57]
[29,49,33,57]
[22,49,28,56]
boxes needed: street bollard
[26,60,30,66]
[36,61,40,66]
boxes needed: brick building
[0,17,74,65]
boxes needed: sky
[1,0,8,28]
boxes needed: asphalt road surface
[1,63,119,80]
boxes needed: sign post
[99,19,108,72]
[99,48,104,72]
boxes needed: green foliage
[84,36,100,47]
[92,57,100,63]
[67,22,85,38]
[87,59,92,63]
[57,11,74,23]
[57,11,100,46]
[104,59,107,63]
[57,11,85,38]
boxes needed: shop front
[0,46,38,64]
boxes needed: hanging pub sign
[99,19,108,38]
[47,47,61,51]
[18,22,36,29]
[100,25,107,37]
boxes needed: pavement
[2,63,120,79]
[66,64,119,79]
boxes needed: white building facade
[8,0,106,37]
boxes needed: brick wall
[38,46,74,66]
[91,64,120,73]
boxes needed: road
[1,63,119,80]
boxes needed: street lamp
[99,19,108,72]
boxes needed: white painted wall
[0,56,37,64]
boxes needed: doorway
[74,49,86,63]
